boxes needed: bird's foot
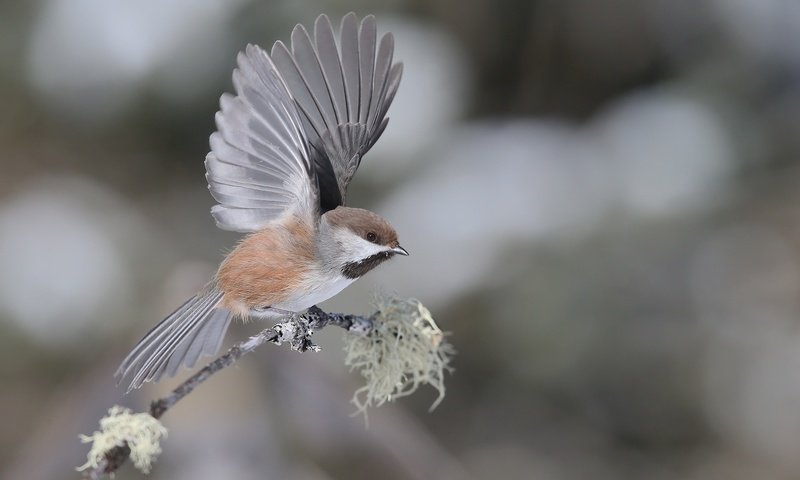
[269,308,321,353]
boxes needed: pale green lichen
[77,405,168,474]
[344,296,455,416]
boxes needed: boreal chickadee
[116,13,407,390]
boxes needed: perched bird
[116,13,407,390]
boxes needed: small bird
[116,13,407,390]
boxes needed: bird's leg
[266,306,370,351]
[256,306,321,352]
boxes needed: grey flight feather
[270,13,403,209]
[115,285,232,391]
[206,44,317,233]
[206,13,402,230]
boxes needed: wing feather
[291,25,340,145]
[270,41,328,143]
[205,14,401,229]
[272,37,345,209]
[369,34,394,128]
[357,15,377,125]
[269,13,403,208]
[340,14,361,123]
[314,15,347,124]
[206,44,316,233]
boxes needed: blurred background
[3,0,800,478]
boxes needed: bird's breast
[216,217,359,317]
[216,217,316,316]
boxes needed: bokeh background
[3,0,800,479]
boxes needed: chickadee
[116,13,407,390]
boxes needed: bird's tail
[115,282,232,392]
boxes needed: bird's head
[320,206,409,279]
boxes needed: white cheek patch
[334,229,387,260]
[351,235,387,258]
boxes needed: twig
[81,306,374,479]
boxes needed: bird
[115,12,407,391]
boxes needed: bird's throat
[341,251,393,279]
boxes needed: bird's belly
[272,275,356,312]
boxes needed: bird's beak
[392,245,410,256]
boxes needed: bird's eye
[366,232,378,243]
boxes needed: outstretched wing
[271,13,403,212]
[206,44,318,233]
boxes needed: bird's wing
[271,13,403,212]
[206,44,318,233]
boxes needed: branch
[79,297,453,479]
[80,306,374,480]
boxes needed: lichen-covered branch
[79,307,375,480]
[78,298,453,480]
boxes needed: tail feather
[135,291,219,383]
[165,307,230,377]
[115,283,233,391]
